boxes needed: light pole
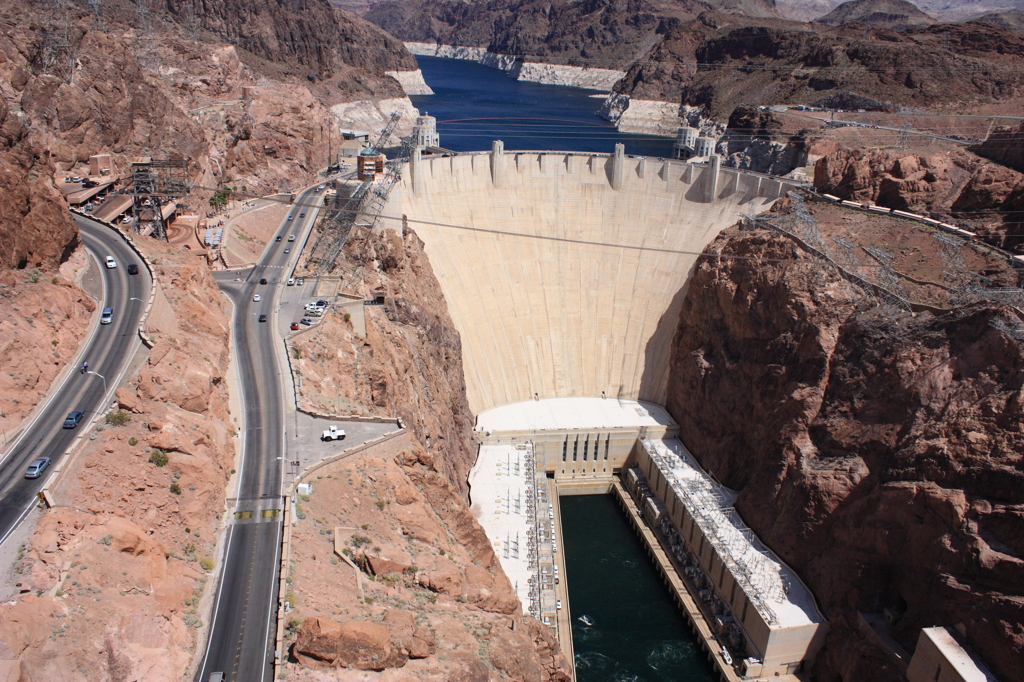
[86,370,107,396]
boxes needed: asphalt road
[0,216,152,546]
[197,185,326,682]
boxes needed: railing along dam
[379,144,804,415]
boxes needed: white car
[287,235,296,242]
[105,256,117,269]
[252,294,261,302]
[121,216,131,224]
[287,278,295,286]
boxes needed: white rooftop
[644,438,823,630]
[477,397,674,433]
[922,627,998,682]
[469,442,538,612]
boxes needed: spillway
[380,145,801,415]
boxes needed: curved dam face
[380,145,801,415]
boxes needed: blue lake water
[411,56,675,157]
[561,495,716,682]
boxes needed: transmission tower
[896,122,912,149]
[38,0,76,83]
[304,111,408,274]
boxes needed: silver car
[25,457,51,479]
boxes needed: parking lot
[284,410,400,472]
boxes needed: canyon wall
[666,221,1024,682]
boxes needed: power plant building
[628,438,827,677]
[694,136,717,158]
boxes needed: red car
[290,322,299,330]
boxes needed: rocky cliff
[815,0,936,28]
[666,214,1024,681]
[615,19,1024,120]
[814,145,1024,252]
[0,98,77,277]
[282,443,571,680]
[971,121,1024,174]
[291,224,478,494]
[367,0,711,68]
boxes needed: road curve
[0,216,152,546]
[197,186,325,682]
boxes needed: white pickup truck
[321,425,346,441]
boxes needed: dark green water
[560,495,716,682]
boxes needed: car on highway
[258,314,267,323]
[70,176,82,183]
[259,278,267,285]
[63,410,85,429]
[287,278,295,286]
[284,248,290,254]
[127,263,139,275]
[288,235,296,242]
[105,256,117,269]
[290,322,299,330]
[121,216,132,224]
[299,212,305,218]
[100,307,114,325]
[24,457,51,479]
[252,294,261,302]
[287,215,294,221]
[300,317,314,325]
[275,235,282,242]
[83,203,94,212]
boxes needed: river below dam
[411,58,713,682]
[410,56,675,157]
[561,495,716,682]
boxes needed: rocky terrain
[366,0,714,68]
[282,442,571,680]
[0,235,237,680]
[972,9,1024,31]
[815,0,936,28]
[0,247,96,435]
[615,18,1024,120]
[666,200,1024,682]
[0,0,422,208]
[292,224,478,494]
[814,145,1024,252]
[778,0,1024,21]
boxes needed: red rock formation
[291,226,478,494]
[666,224,1024,681]
[0,98,77,278]
[814,146,1024,252]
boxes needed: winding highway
[0,216,152,545]
[198,185,325,682]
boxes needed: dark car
[258,314,268,322]
[259,278,267,285]
[63,410,85,429]
[299,212,306,218]
[290,322,299,330]
[25,457,51,479]
[275,235,282,242]
[316,300,329,307]
[127,263,139,275]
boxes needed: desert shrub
[149,449,168,467]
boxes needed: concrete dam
[378,145,824,681]
[381,144,798,415]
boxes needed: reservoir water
[561,495,716,682]
[410,56,675,157]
